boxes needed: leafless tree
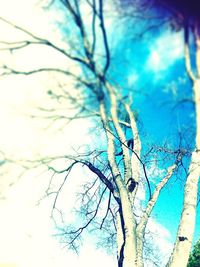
[118,1,200,266]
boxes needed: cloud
[145,218,173,266]
[146,31,184,73]
[127,72,138,86]
[146,162,166,184]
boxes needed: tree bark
[136,164,178,267]
[167,80,200,267]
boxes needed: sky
[0,0,199,267]
[0,56,116,267]
[0,1,115,266]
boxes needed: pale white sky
[0,1,173,266]
[0,1,116,266]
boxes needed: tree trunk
[136,164,177,267]
[167,80,200,267]
[116,188,137,267]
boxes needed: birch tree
[0,0,199,267]
[119,1,200,266]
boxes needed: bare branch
[0,16,90,68]
[99,0,110,74]
[59,186,107,248]
[100,190,112,229]
[184,24,196,82]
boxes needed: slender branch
[184,23,195,82]
[0,16,90,68]
[91,0,97,54]
[61,186,107,247]
[100,190,112,229]
[1,66,74,76]
[0,16,49,41]
[86,162,116,195]
[0,40,41,51]
[99,0,110,74]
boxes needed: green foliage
[187,239,200,267]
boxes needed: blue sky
[104,9,199,246]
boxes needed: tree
[139,2,200,266]
[0,0,199,267]
[188,239,200,267]
[118,1,200,265]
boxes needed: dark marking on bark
[116,138,134,157]
[127,138,134,150]
[126,177,138,193]
[178,236,188,241]
[118,206,126,267]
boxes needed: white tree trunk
[167,80,200,267]
[116,185,137,267]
